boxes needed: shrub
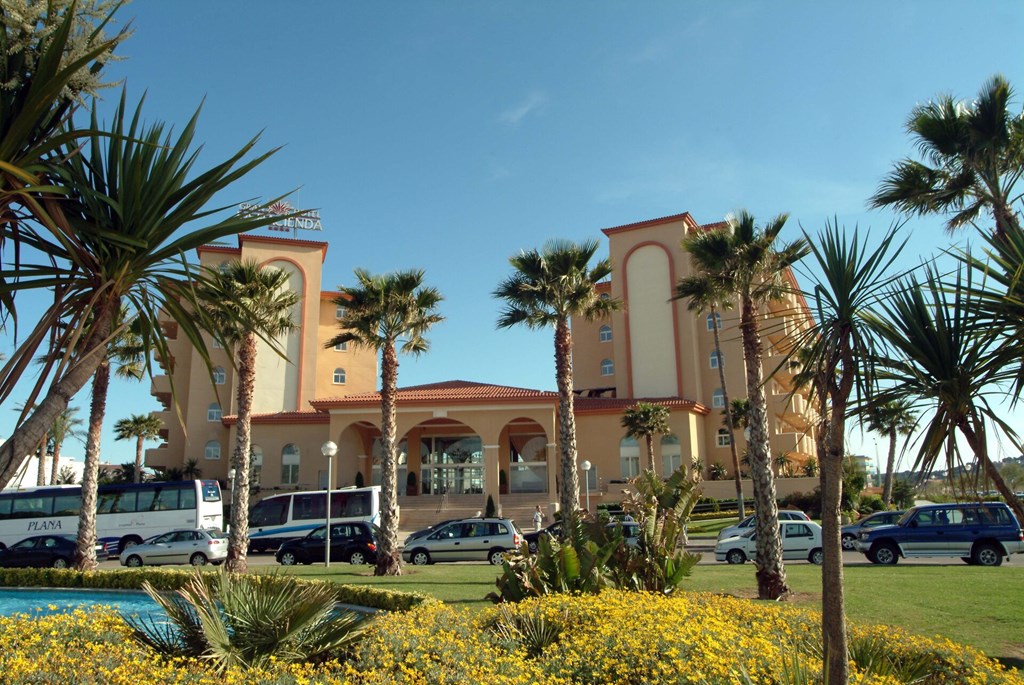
[485,494,496,518]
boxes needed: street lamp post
[321,441,338,567]
[581,460,592,512]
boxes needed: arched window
[212,366,226,385]
[333,368,346,384]
[207,403,222,422]
[712,388,725,409]
[706,312,721,331]
[716,428,732,447]
[661,435,682,475]
[619,436,640,479]
[710,350,723,369]
[600,359,614,376]
[334,341,348,351]
[251,445,263,486]
[599,325,612,343]
[282,444,300,485]
[204,440,221,460]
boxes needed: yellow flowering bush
[0,592,1019,684]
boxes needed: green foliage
[484,494,496,518]
[487,603,570,658]
[708,462,728,480]
[354,471,365,488]
[803,457,819,477]
[124,569,370,672]
[890,478,917,510]
[781,490,823,519]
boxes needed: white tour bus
[0,480,223,553]
[247,486,381,552]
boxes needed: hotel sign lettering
[239,201,323,233]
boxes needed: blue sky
[3,1,1023,470]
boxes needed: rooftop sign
[238,201,322,234]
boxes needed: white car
[716,510,811,541]
[715,520,824,565]
[120,528,228,567]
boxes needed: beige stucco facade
[147,212,816,515]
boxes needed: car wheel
[870,542,899,565]
[125,555,143,568]
[349,551,366,565]
[972,543,1003,567]
[189,552,208,566]
[528,541,538,554]
[489,549,506,566]
[809,548,824,565]
[278,551,299,566]
[725,549,746,565]
[52,556,69,569]
[841,534,856,551]
[411,549,431,566]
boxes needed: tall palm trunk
[739,295,789,600]
[375,343,402,576]
[226,333,257,573]
[50,438,63,485]
[133,435,144,483]
[74,357,110,571]
[36,436,48,486]
[882,429,898,506]
[554,318,581,519]
[960,418,1024,524]
[0,304,114,489]
[711,304,745,519]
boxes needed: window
[706,312,721,331]
[710,350,723,369]
[599,325,612,343]
[716,428,731,447]
[600,359,614,376]
[207,403,222,421]
[213,366,226,385]
[335,304,345,318]
[251,445,263,486]
[712,388,725,409]
[661,435,682,475]
[600,293,610,301]
[204,440,221,460]
[333,367,346,384]
[282,444,300,485]
[619,436,640,479]
[334,341,348,351]
[211,337,223,350]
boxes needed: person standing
[533,505,544,531]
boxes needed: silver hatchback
[120,528,228,567]
[401,518,523,565]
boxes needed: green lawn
[278,560,1024,663]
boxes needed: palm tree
[790,220,905,685]
[0,89,284,491]
[182,458,202,480]
[869,266,1024,525]
[871,75,1024,240]
[48,406,83,485]
[113,414,163,485]
[620,403,671,473]
[327,269,444,576]
[494,239,620,521]
[684,212,808,600]
[198,259,299,573]
[865,399,916,506]
[674,274,745,519]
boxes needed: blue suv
[854,502,1024,566]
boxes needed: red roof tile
[574,397,709,416]
[311,380,558,409]
[221,410,329,426]
[601,212,700,236]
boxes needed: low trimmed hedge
[0,567,432,612]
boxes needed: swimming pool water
[0,587,163,620]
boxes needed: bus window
[52,493,81,516]
[178,486,196,511]
[346,492,368,517]
[330,492,347,515]
[201,480,222,502]
[149,487,174,511]
[250,498,288,526]
[111,491,137,513]
[136,490,155,512]
[12,494,52,518]
[0,496,12,520]
[293,493,326,520]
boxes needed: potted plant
[354,471,365,488]
[499,468,509,495]
[406,471,418,496]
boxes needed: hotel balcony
[772,431,815,460]
[771,392,818,432]
[151,375,172,411]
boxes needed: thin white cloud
[499,91,548,126]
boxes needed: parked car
[401,517,524,565]
[524,520,640,554]
[854,502,1024,566]
[0,534,105,569]
[716,509,811,541]
[841,510,904,550]
[120,528,227,567]
[524,521,562,553]
[277,522,379,566]
[715,520,824,565]
[403,519,461,547]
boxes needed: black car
[524,522,562,553]
[276,522,379,566]
[0,534,103,568]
